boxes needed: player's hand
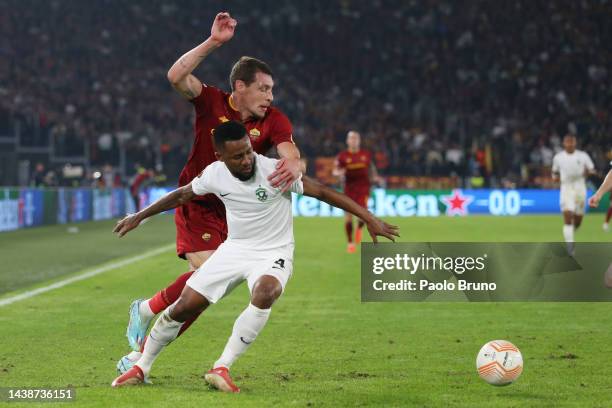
[365,217,400,243]
[588,193,602,208]
[210,12,237,44]
[113,214,142,237]
[268,157,302,193]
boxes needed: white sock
[136,307,183,375]
[139,300,155,321]
[562,224,574,243]
[214,303,271,369]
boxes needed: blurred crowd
[1,0,611,187]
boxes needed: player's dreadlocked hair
[213,121,248,149]
[229,56,273,91]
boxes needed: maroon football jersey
[178,84,294,190]
[336,149,372,190]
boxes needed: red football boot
[204,367,240,393]
[111,365,145,387]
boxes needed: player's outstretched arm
[167,12,237,99]
[589,169,612,207]
[302,176,399,243]
[113,184,197,237]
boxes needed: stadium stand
[1,0,610,187]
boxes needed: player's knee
[251,278,282,309]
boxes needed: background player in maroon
[117,12,303,370]
[333,130,383,253]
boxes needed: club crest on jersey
[219,116,229,123]
[255,186,268,202]
[249,128,261,139]
[202,233,211,241]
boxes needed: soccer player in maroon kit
[333,130,383,253]
[117,12,302,372]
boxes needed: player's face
[347,131,361,151]
[563,136,576,153]
[217,136,256,181]
[240,72,274,119]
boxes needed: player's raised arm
[301,176,399,243]
[589,169,612,208]
[167,12,237,99]
[113,184,198,237]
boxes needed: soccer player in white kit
[110,121,399,391]
[551,135,596,254]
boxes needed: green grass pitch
[0,214,611,407]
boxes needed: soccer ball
[476,340,523,386]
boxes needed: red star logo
[441,189,474,216]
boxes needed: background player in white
[552,134,596,254]
[111,121,399,391]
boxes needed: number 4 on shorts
[273,259,285,269]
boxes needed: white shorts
[186,241,294,304]
[560,184,586,215]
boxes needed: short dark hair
[229,56,273,91]
[213,121,248,149]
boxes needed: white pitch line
[0,244,174,307]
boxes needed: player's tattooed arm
[113,184,197,237]
[302,176,399,243]
[167,12,236,100]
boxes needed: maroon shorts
[174,196,227,259]
[345,186,370,209]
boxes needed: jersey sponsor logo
[202,233,211,241]
[249,128,261,139]
[255,186,268,202]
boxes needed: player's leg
[124,203,226,351]
[131,192,139,212]
[112,286,210,387]
[207,252,292,393]
[115,245,241,387]
[604,201,612,232]
[206,276,281,393]
[124,250,213,352]
[560,186,576,255]
[345,212,356,253]
[354,192,369,245]
[573,214,583,230]
[562,210,574,253]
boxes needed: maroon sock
[345,221,353,243]
[178,311,202,337]
[148,271,194,314]
[606,207,612,223]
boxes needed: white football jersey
[552,150,594,185]
[191,154,303,250]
